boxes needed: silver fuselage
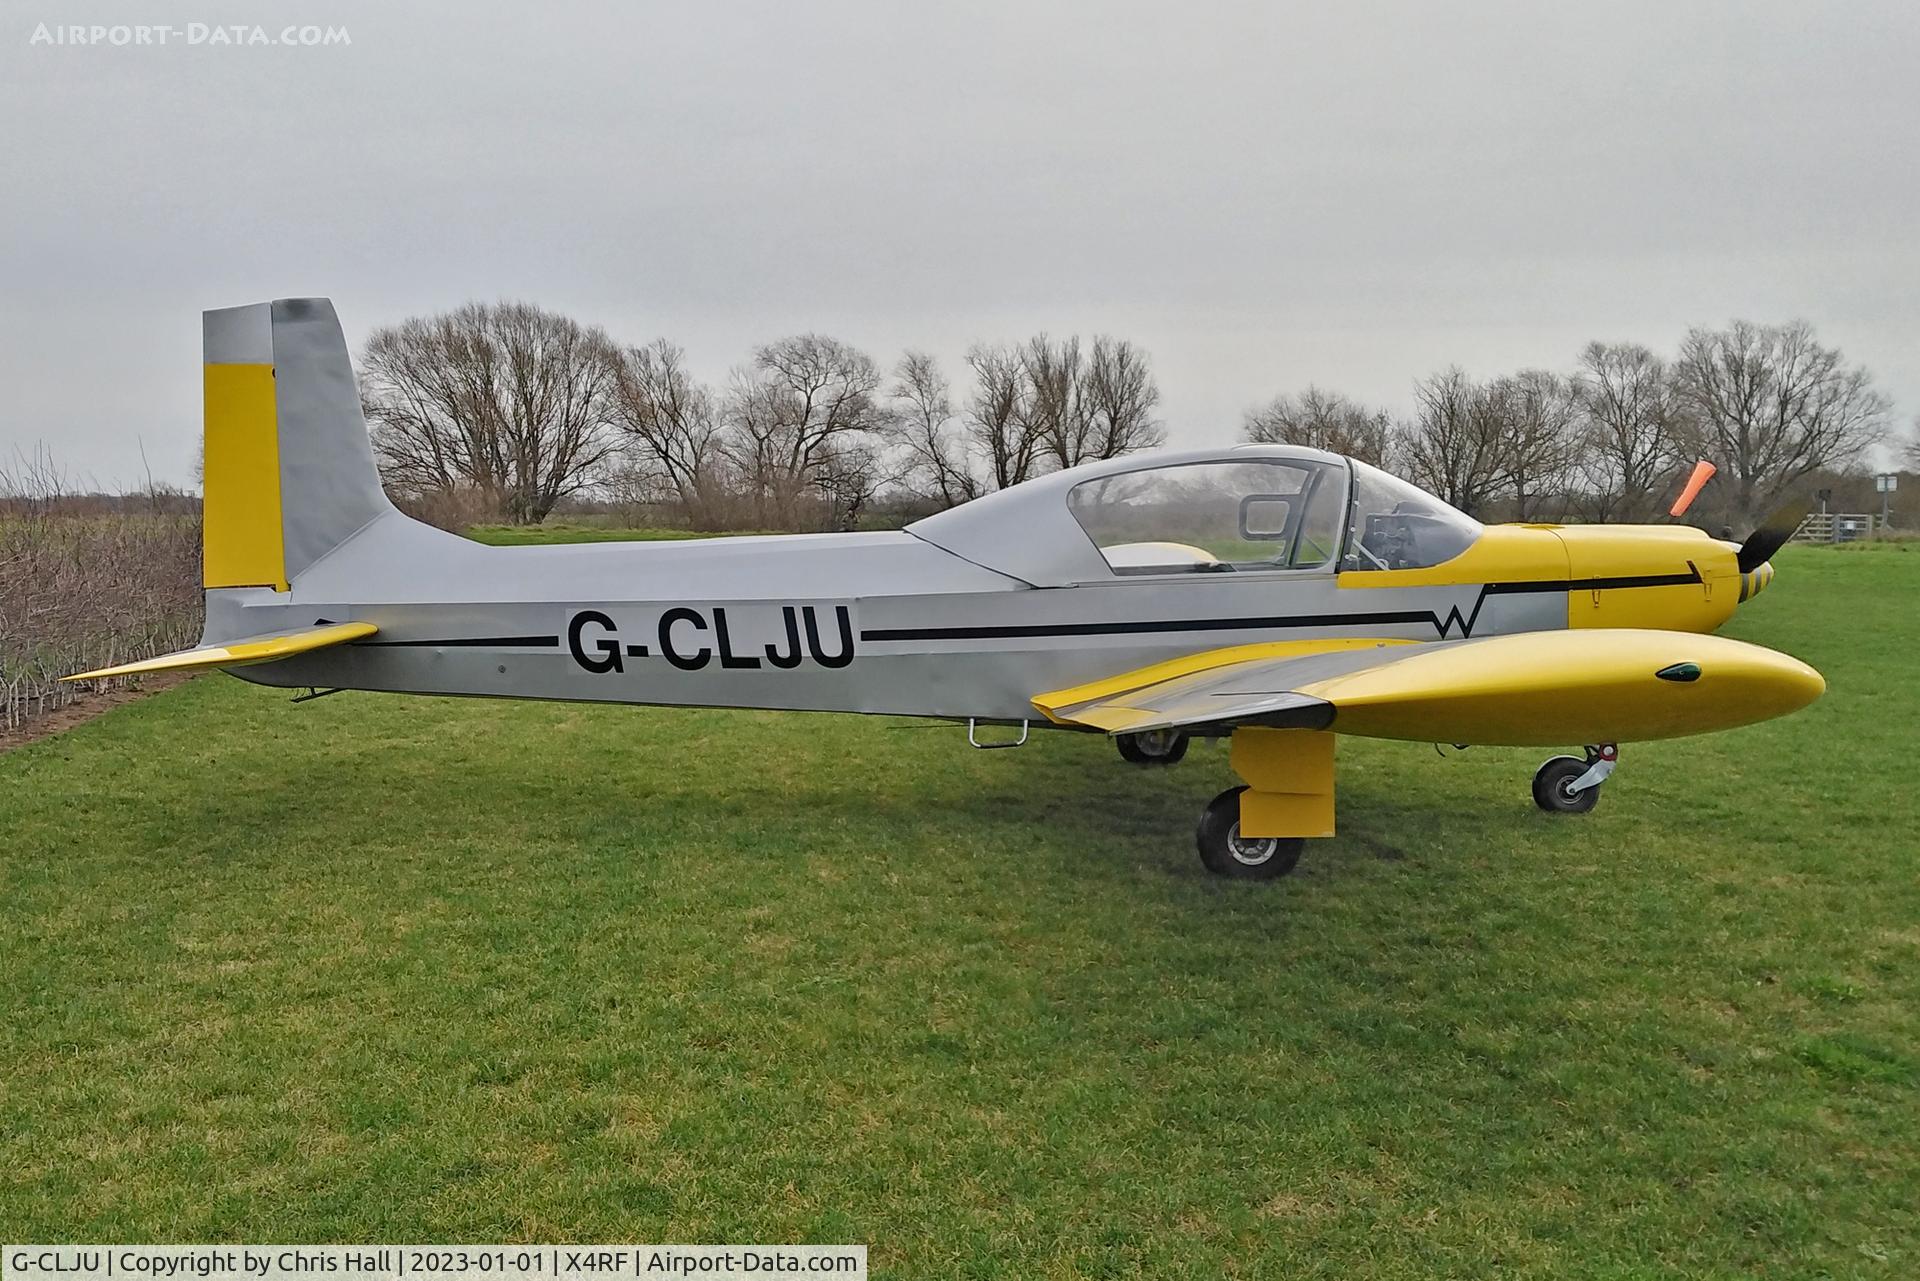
[218,510,1564,723]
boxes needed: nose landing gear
[1532,744,1616,814]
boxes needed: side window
[1340,461,1484,570]
[1067,460,1347,576]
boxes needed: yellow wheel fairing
[1230,728,1337,839]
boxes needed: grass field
[2,545,1915,1277]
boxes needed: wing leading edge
[62,621,377,682]
[1036,629,1824,747]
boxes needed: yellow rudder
[201,362,288,591]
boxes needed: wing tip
[61,658,181,682]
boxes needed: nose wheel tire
[1196,785,1304,879]
[1118,729,1190,766]
[1532,755,1601,814]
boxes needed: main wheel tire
[1532,755,1600,814]
[1118,729,1190,766]
[1196,785,1304,879]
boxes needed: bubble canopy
[906,445,1483,587]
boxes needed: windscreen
[1340,461,1483,571]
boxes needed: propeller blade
[1669,460,1717,518]
[1738,496,1813,573]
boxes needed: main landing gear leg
[1195,728,1335,880]
[1531,743,1616,815]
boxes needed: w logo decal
[1429,592,1491,639]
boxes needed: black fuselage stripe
[361,635,562,648]
[1505,572,1702,592]
[862,611,1429,642]
[860,571,1704,643]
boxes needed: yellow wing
[62,621,377,682]
[1035,629,1824,747]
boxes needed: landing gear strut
[1532,744,1616,814]
[1196,785,1304,879]
[1117,728,1189,766]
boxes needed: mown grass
[1826,537,1919,553]
[1,547,1915,1277]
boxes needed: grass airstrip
[1,542,1915,1278]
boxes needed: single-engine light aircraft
[69,300,1825,878]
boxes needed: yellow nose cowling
[1553,525,1741,633]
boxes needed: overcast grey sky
[3,0,1915,488]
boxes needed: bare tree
[1482,369,1580,520]
[1076,335,1166,462]
[610,339,731,529]
[1400,367,1504,517]
[724,334,884,529]
[813,437,888,531]
[887,350,981,509]
[1243,385,1397,467]
[1571,342,1681,521]
[1022,334,1086,469]
[362,301,622,524]
[1670,320,1890,530]
[957,334,1162,488]
[965,342,1045,490]
[1023,334,1166,468]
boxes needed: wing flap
[62,621,377,682]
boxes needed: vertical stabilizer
[201,298,395,591]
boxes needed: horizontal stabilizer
[62,621,376,682]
